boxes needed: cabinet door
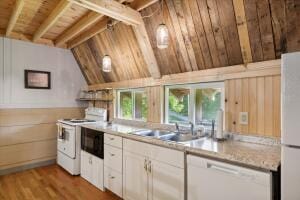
[80,151,89,180]
[149,160,184,200]
[123,151,148,200]
[91,155,104,191]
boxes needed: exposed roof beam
[232,0,253,63]
[55,12,103,47]
[68,17,115,49]
[33,0,72,42]
[55,0,127,47]
[68,0,143,26]
[67,0,159,48]
[6,0,25,36]
[133,23,161,78]
[0,29,65,48]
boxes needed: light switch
[239,112,248,125]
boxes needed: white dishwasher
[187,155,272,200]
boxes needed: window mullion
[132,91,135,120]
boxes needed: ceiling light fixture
[102,20,114,73]
[156,0,168,49]
[102,55,112,72]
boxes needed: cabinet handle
[148,160,152,173]
[110,153,115,156]
[109,175,115,179]
[144,159,148,171]
[109,137,114,140]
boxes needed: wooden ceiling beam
[55,12,103,47]
[67,0,159,48]
[6,0,25,36]
[55,0,127,47]
[133,23,161,78]
[33,0,72,42]
[232,0,253,63]
[68,0,143,26]
[0,29,66,48]
[86,59,281,90]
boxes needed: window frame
[117,88,147,121]
[165,82,225,124]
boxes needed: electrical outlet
[239,112,248,125]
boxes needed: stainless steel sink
[132,130,174,137]
[159,133,200,142]
[132,129,202,143]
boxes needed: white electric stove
[56,107,107,175]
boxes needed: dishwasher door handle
[207,163,239,175]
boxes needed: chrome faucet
[189,121,195,136]
[175,122,180,133]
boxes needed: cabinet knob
[110,153,115,156]
[109,137,114,140]
[233,121,236,125]
[148,160,152,173]
[110,175,115,179]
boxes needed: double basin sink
[131,129,201,143]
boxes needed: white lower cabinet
[149,160,185,200]
[80,150,104,191]
[104,133,123,198]
[104,166,123,197]
[123,151,148,200]
[123,138,185,200]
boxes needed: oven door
[81,127,104,159]
[57,123,76,159]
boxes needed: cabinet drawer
[104,144,122,173]
[104,133,122,148]
[123,138,184,168]
[104,166,123,198]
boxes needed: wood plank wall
[225,75,281,137]
[0,107,84,170]
[146,86,163,123]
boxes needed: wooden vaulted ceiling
[72,0,300,84]
[0,0,299,85]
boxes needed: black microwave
[81,127,104,159]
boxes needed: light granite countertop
[81,123,281,172]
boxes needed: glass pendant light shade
[156,23,169,49]
[102,55,111,72]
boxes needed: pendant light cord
[141,0,164,19]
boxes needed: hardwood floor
[0,164,121,200]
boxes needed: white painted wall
[0,37,87,108]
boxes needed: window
[165,82,224,126]
[117,89,147,120]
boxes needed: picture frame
[24,70,51,89]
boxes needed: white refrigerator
[281,51,300,200]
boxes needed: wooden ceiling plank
[55,11,103,47]
[232,0,253,63]
[244,0,264,62]
[187,0,213,69]
[165,0,192,71]
[33,0,72,42]
[67,0,159,48]
[6,0,25,36]
[172,0,199,71]
[68,0,143,26]
[256,0,276,60]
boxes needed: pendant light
[102,20,114,73]
[156,0,168,49]
[102,55,112,72]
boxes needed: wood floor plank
[0,164,121,200]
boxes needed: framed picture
[24,70,51,89]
